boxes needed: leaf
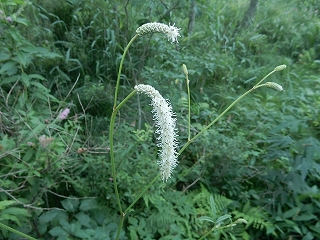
[1,207,30,217]
[0,200,16,210]
[16,51,28,67]
[29,74,46,81]
[294,214,317,221]
[209,195,217,221]
[283,207,300,219]
[21,72,30,87]
[0,213,21,225]
[39,210,58,224]
[14,17,29,26]
[0,61,17,74]
[61,198,79,212]
[302,232,314,240]
[198,216,215,223]
[8,28,22,42]
[75,212,91,228]
[79,198,98,211]
[215,214,232,225]
[0,75,19,85]
[49,226,68,237]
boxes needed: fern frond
[232,202,272,231]
[192,184,233,216]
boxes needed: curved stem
[179,84,265,155]
[125,175,160,214]
[255,69,276,87]
[113,35,139,109]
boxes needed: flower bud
[265,82,283,91]
[182,64,188,75]
[274,65,286,72]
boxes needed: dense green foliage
[1,0,319,239]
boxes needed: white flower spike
[134,84,179,181]
[136,22,181,43]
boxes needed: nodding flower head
[136,22,181,43]
[274,64,286,72]
[265,82,283,91]
[134,84,179,181]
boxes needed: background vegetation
[0,0,319,239]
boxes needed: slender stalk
[255,69,276,87]
[115,214,124,240]
[109,90,137,234]
[179,85,262,154]
[113,35,139,109]
[182,64,191,141]
[199,223,237,240]
[0,222,37,240]
[111,33,139,239]
[125,175,160,214]
[179,69,278,155]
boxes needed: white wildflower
[136,22,181,43]
[134,84,179,181]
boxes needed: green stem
[179,84,265,155]
[125,175,160,214]
[199,223,237,240]
[115,214,124,240]
[255,69,276,87]
[184,66,191,141]
[109,90,137,240]
[113,35,139,109]
[0,222,37,240]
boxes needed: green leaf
[294,214,317,221]
[16,51,28,66]
[209,195,217,221]
[79,198,98,211]
[75,212,91,228]
[29,74,46,81]
[14,17,29,26]
[61,198,79,213]
[283,207,300,219]
[31,47,62,59]
[0,213,21,225]
[215,214,232,225]
[7,28,22,42]
[0,75,19,85]
[21,72,30,87]
[198,216,214,223]
[0,52,11,61]
[0,61,17,74]
[49,226,68,237]
[1,207,30,217]
[32,170,41,177]
[39,210,58,224]
[0,200,16,210]
[302,232,314,240]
